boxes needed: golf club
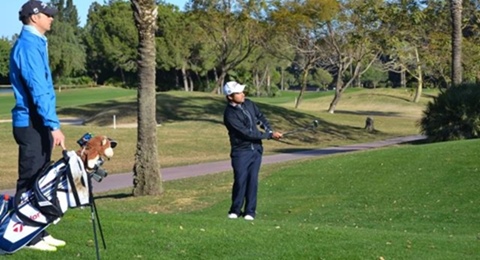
[283,120,319,137]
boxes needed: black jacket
[223,99,273,151]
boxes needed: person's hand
[51,129,66,150]
[271,131,283,140]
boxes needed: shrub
[420,83,480,141]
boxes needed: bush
[56,76,94,86]
[420,83,480,141]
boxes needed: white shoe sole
[25,241,57,252]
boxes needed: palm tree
[130,0,163,196]
[450,0,463,86]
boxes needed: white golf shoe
[244,215,254,221]
[43,235,66,247]
[26,240,57,252]
[227,213,238,219]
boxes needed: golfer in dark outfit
[223,81,282,221]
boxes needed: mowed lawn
[5,138,480,259]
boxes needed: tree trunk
[131,0,163,196]
[211,68,224,94]
[254,71,260,96]
[353,64,361,88]
[327,59,367,113]
[189,75,194,91]
[328,78,344,113]
[400,68,406,88]
[413,75,423,103]
[215,70,227,95]
[267,69,271,96]
[450,0,463,87]
[181,62,188,91]
[413,47,423,103]
[295,69,309,108]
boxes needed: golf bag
[0,150,91,254]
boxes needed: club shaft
[283,126,313,136]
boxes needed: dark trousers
[13,121,52,244]
[229,146,263,217]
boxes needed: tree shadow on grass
[373,93,412,102]
[59,92,329,128]
[334,110,402,117]
[58,92,386,147]
[94,192,132,200]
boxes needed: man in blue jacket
[9,0,66,252]
[223,81,282,221]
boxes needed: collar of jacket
[229,101,243,108]
[22,25,48,42]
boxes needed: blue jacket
[223,99,273,151]
[9,26,60,130]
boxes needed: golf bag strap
[15,160,64,226]
[14,161,56,227]
[14,192,42,227]
[65,166,82,207]
[33,160,64,221]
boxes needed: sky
[0,0,188,38]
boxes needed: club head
[108,138,118,149]
[312,120,319,128]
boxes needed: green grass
[249,88,350,105]
[5,139,479,259]
[0,87,137,120]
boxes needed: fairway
[0,87,137,120]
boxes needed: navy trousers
[229,146,263,217]
[13,120,52,245]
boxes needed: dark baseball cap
[19,0,58,20]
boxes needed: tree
[48,21,86,81]
[361,63,388,88]
[156,4,200,91]
[268,0,340,108]
[322,0,380,113]
[420,2,451,88]
[309,68,333,90]
[84,1,139,85]
[379,0,429,103]
[48,0,85,81]
[461,0,480,83]
[450,0,463,86]
[51,0,80,28]
[64,0,80,29]
[130,0,163,196]
[188,0,265,93]
[0,38,10,78]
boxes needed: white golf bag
[0,151,91,254]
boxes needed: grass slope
[6,139,479,259]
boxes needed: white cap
[223,81,245,96]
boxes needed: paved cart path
[0,135,425,195]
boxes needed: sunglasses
[41,12,54,18]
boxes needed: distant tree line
[0,0,478,112]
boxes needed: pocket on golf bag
[0,210,49,254]
[0,195,49,254]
